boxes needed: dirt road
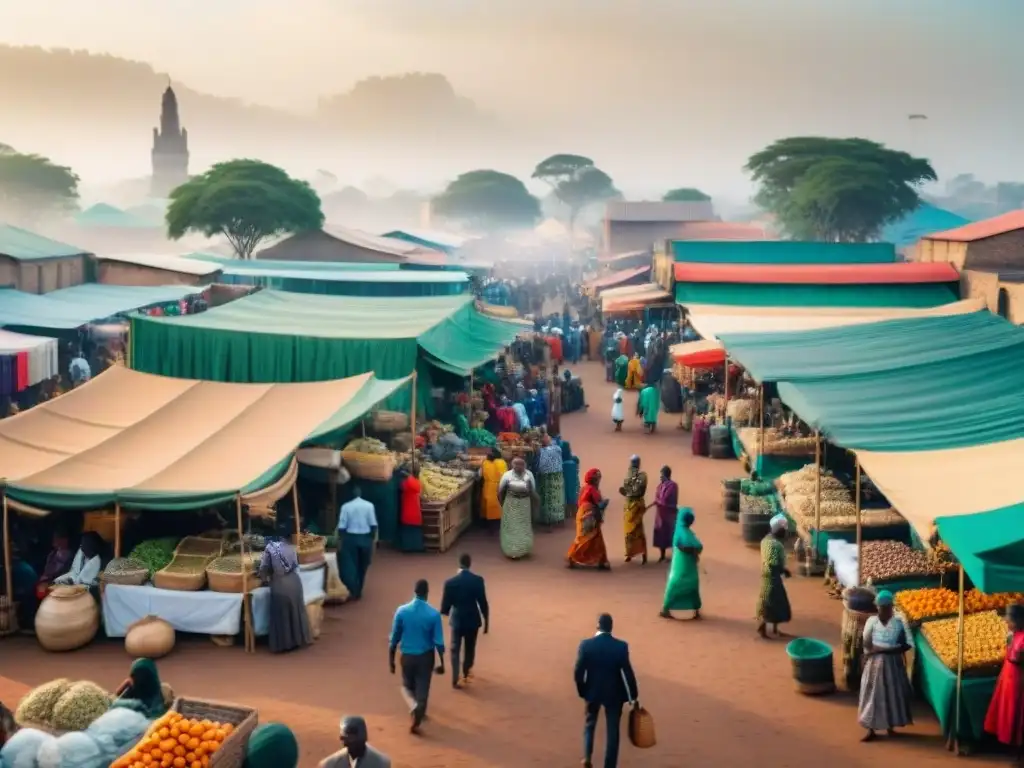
[0,361,997,766]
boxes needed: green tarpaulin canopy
[0,366,410,510]
[0,284,206,330]
[719,311,1024,383]
[675,281,959,308]
[936,505,1024,593]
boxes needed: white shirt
[53,549,101,587]
[338,498,378,535]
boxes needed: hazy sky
[2,0,1022,195]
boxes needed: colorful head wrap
[875,590,894,607]
[769,513,788,533]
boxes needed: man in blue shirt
[337,486,377,600]
[389,579,445,734]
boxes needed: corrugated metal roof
[322,225,445,261]
[95,253,222,277]
[605,200,715,223]
[925,209,1024,242]
[674,221,771,241]
[586,265,650,290]
[380,228,474,249]
[0,224,90,261]
[674,261,959,285]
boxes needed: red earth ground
[0,361,1005,767]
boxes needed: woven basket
[372,410,410,432]
[153,563,208,592]
[175,536,225,557]
[206,567,261,594]
[170,697,258,768]
[341,450,395,481]
[294,536,326,566]
[101,558,149,586]
[628,706,656,748]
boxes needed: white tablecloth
[103,565,326,637]
[827,539,858,589]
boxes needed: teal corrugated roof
[0,283,205,330]
[0,224,89,261]
[185,253,401,272]
[76,203,155,229]
[881,204,971,248]
[670,241,896,264]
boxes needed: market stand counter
[102,563,326,638]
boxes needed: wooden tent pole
[292,481,302,542]
[236,494,253,653]
[125,319,132,369]
[953,564,966,753]
[757,384,765,460]
[723,356,730,404]
[854,456,862,586]
[813,431,822,561]
[2,486,12,608]
[410,372,418,472]
[114,501,122,558]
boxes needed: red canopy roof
[672,261,958,285]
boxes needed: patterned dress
[536,445,566,525]
[858,615,913,730]
[755,535,791,624]
[499,470,535,559]
[621,468,648,560]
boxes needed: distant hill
[0,46,505,183]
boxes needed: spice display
[860,541,941,583]
[105,558,148,577]
[344,437,390,454]
[174,537,224,557]
[895,588,1024,624]
[110,710,235,768]
[206,554,259,574]
[16,679,73,726]
[920,610,1009,673]
[739,495,774,515]
[737,427,817,457]
[128,539,180,576]
[49,681,113,732]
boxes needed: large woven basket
[175,536,225,557]
[372,410,410,432]
[170,697,258,768]
[153,564,208,591]
[292,534,326,565]
[206,567,261,594]
[341,450,395,481]
[101,558,149,586]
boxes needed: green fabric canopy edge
[936,505,1024,593]
[674,281,959,308]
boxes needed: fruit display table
[102,563,326,638]
[913,628,998,744]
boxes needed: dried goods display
[174,536,224,558]
[102,558,149,586]
[737,427,817,457]
[344,437,390,455]
[128,538,180,576]
[726,398,753,424]
[16,679,73,726]
[739,494,774,516]
[920,610,1008,674]
[110,710,235,768]
[50,681,113,732]
[206,553,261,593]
[778,465,845,495]
[292,532,327,565]
[153,554,216,592]
[794,508,905,531]
[860,540,941,584]
[895,587,1024,624]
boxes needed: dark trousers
[337,533,373,599]
[450,626,479,684]
[400,650,435,724]
[583,701,623,768]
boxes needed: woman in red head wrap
[566,468,610,569]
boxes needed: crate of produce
[206,553,262,593]
[920,610,1008,677]
[292,532,327,565]
[101,557,149,586]
[895,587,1024,626]
[421,482,473,553]
[153,554,213,591]
[860,540,941,586]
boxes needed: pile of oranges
[111,710,234,768]
[895,587,1024,624]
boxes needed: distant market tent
[215,264,470,297]
[0,224,90,261]
[380,228,476,255]
[0,366,409,510]
[75,203,157,229]
[881,203,970,248]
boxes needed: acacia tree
[165,159,324,259]
[0,151,79,226]
[745,137,935,242]
[663,187,710,202]
[431,170,540,230]
[532,154,618,238]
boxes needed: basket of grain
[101,557,149,586]
[175,535,225,557]
[206,554,262,593]
[372,410,410,432]
[153,555,210,591]
[168,697,258,768]
[341,450,396,481]
[292,533,326,565]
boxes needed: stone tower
[151,84,189,197]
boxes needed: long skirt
[663,552,701,611]
[397,524,425,552]
[756,573,792,625]
[567,514,609,568]
[538,471,566,525]
[652,506,677,551]
[858,653,913,731]
[500,494,534,559]
[623,497,648,559]
[268,570,313,653]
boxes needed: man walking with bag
[574,613,640,768]
[441,553,490,688]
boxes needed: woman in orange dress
[566,468,611,570]
[984,603,1024,750]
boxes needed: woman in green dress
[756,513,792,639]
[498,456,537,559]
[639,384,661,434]
[660,508,702,619]
[112,658,169,718]
[614,354,629,388]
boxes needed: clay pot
[35,585,99,652]
[125,615,175,659]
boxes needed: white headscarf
[769,514,789,534]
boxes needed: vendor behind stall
[53,531,102,588]
[35,529,73,596]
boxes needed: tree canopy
[431,169,540,230]
[663,187,710,202]
[531,154,618,234]
[0,151,79,226]
[165,159,324,259]
[745,137,935,242]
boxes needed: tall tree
[165,159,324,259]
[663,187,710,202]
[532,154,617,240]
[0,152,79,226]
[431,170,540,231]
[745,137,935,242]
[0,143,15,155]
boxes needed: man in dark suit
[574,613,639,768]
[440,553,490,689]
